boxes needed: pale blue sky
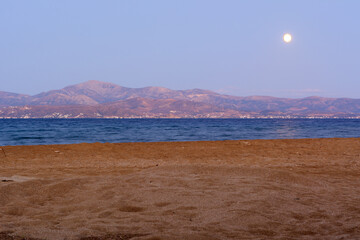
[1,0,359,98]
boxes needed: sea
[0,118,359,146]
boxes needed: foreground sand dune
[1,138,360,239]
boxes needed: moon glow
[283,33,292,43]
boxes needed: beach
[1,138,360,239]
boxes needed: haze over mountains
[1,80,360,118]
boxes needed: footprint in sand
[0,175,35,183]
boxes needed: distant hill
[1,80,222,106]
[29,80,222,105]
[0,98,243,118]
[0,91,31,107]
[1,80,360,118]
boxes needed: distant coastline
[1,116,360,119]
[1,80,360,119]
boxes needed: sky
[1,0,359,98]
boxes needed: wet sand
[1,138,360,240]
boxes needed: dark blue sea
[0,119,359,146]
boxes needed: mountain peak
[67,80,123,90]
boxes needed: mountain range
[1,80,360,118]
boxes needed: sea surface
[0,118,359,146]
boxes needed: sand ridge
[1,138,360,239]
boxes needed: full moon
[283,33,292,43]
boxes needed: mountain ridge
[1,80,360,118]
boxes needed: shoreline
[1,136,359,147]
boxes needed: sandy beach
[1,138,360,240]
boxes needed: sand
[1,138,360,240]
